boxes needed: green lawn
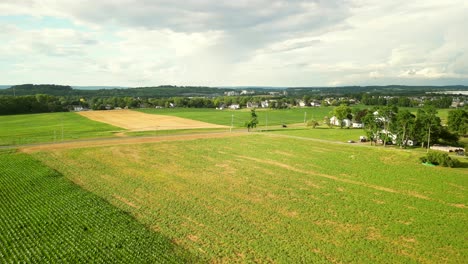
[0,112,121,145]
[32,134,468,263]
[265,127,366,142]
[137,107,333,128]
[0,150,195,263]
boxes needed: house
[246,102,259,108]
[72,105,85,112]
[224,91,239,96]
[330,116,351,127]
[229,104,240,110]
[240,90,255,95]
[261,101,269,108]
[298,100,306,107]
[342,118,352,128]
[310,101,321,107]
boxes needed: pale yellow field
[78,110,228,131]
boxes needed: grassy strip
[0,112,121,146]
[125,128,229,137]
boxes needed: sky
[0,0,467,87]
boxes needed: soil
[78,109,228,131]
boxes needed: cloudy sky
[1,0,467,87]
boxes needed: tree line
[323,104,466,148]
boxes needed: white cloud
[0,0,467,86]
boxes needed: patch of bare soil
[78,109,228,131]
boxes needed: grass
[137,107,333,127]
[0,112,121,146]
[265,126,366,142]
[125,128,229,137]
[32,134,468,263]
[0,151,195,263]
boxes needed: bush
[420,151,460,167]
[306,119,319,128]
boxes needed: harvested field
[78,110,228,131]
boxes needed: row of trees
[323,104,466,148]
[361,94,454,108]
[361,106,461,148]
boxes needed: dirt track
[19,132,247,153]
[78,110,228,131]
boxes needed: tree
[306,119,319,128]
[415,106,442,152]
[392,110,416,148]
[447,109,468,136]
[377,106,397,147]
[362,110,379,146]
[245,109,258,132]
[323,116,332,128]
[333,104,352,128]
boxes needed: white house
[352,122,364,128]
[261,101,269,108]
[330,116,351,127]
[246,102,259,108]
[229,104,240,110]
[310,101,321,107]
[72,106,84,111]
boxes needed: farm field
[79,110,228,131]
[0,112,120,146]
[31,134,468,263]
[0,150,195,263]
[138,107,332,128]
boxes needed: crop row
[0,152,195,263]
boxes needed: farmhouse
[246,102,259,108]
[310,101,321,107]
[330,116,352,127]
[229,104,240,110]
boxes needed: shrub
[420,151,460,167]
[306,119,319,128]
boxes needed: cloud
[0,0,467,86]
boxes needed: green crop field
[137,107,332,128]
[0,112,121,146]
[30,134,468,263]
[0,150,195,263]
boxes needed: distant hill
[0,85,12,89]
[286,85,468,96]
[0,84,232,97]
[1,84,466,97]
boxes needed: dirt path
[20,132,248,153]
[78,110,228,131]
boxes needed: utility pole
[265,111,268,131]
[304,112,307,124]
[427,126,431,153]
[230,114,234,133]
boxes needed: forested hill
[286,85,468,96]
[1,84,467,97]
[0,84,230,97]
